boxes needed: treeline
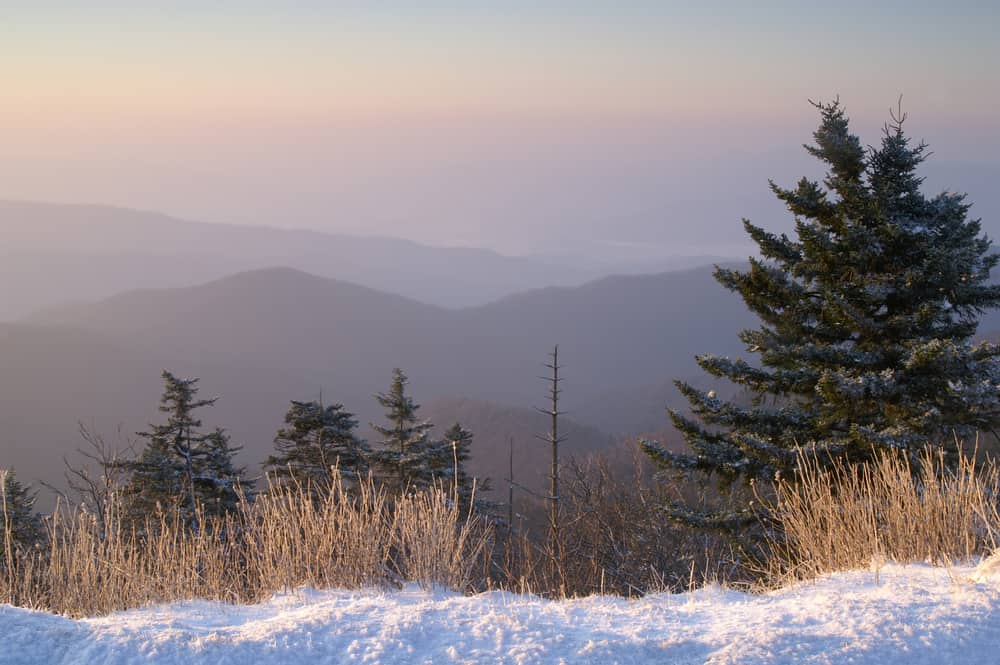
[0,366,511,615]
[1,361,716,609]
[1,366,486,538]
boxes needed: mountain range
[0,199,732,319]
[8,200,1000,507]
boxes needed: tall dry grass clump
[32,502,244,616]
[240,476,395,596]
[0,473,492,617]
[1,470,14,599]
[764,445,1000,583]
[393,486,492,590]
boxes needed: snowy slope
[4,562,1000,665]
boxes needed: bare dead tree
[536,345,567,593]
[506,437,514,538]
[41,422,135,537]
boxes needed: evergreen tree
[0,469,41,557]
[432,422,491,511]
[642,100,1000,528]
[371,368,434,493]
[120,371,248,527]
[265,399,370,497]
[197,427,251,515]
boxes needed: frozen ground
[4,558,1000,664]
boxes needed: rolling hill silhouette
[0,199,730,319]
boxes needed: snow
[4,561,1000,664]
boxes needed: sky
[1,2,998,258]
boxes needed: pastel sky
[2,2,998,257]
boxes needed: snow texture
[4,561,1000,664]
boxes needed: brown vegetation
[5,441,999,618]
[0,474,491,617]
[761,445,1000,585]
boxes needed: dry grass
[240,476,395,595]
[393,486,492,591]
[1,470,14,599]
[15,440,991,613]
[0,473,492,617]
[763,445,1000,584]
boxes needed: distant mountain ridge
[0,199,737,319]
[30,264,753,405]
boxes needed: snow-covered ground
[4,559,1000,664]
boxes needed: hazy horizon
[0,196,749,263]
[2,4,997,260]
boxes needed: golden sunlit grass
[763,445,1000,585]
[0,473,492,618]
[6,444,998,615]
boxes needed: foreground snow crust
[4,560,1000,664]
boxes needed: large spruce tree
[643,100,1000,527]
[265,399,371,497]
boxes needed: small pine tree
[265,399,371,498]
[642,99,1000,530]
[371,368,434,494]
[0,469,41,558]
[120,371,248,528]
[433,422,491,511]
